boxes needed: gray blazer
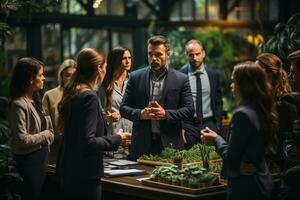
[10,96,54,154]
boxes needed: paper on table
[108,160,139,166]
[104,169,145,177]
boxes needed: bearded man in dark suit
[120,35,194,160]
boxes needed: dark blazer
[215,106,273,200]
[57,91,121,179]
[179,64,222,131]
[120,67,194,160]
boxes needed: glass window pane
[170,1,180,21]
[4,27,26,70]
[95,0,107,15]
[239,0,251,20]
[41,24,61,89]
[69,0,87,14]
[111,31,132,50]
[269,0,279,21]
[182,0,193,21]
[70,28,109,57]
[59,0,68,14]
[208,0,219,20]
[137,0,156,19]
[196,0,206,20]
[62,29,71,60]
[227,0,237,20]
[110,0,124,15]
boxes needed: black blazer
[56,91,121,179]
[215,106,273,199]
[120,67,194,160]
[179,64,223,131]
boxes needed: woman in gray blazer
[9,57,54,200]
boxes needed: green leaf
[274,23,285,33]
[294,39,300,45]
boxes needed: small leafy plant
[149,164,220,188]
[260,14,300,70]
[0,144,22,200]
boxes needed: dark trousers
[227,175,272,200]
[62,177,102,200]
[149,137,163,155]
[14,148,48,200]
[183,118,217,149]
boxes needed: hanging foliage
[260,14,300,71]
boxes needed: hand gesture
[140,107,155,120]
[43,129,54,144]
[148,101,166,120]
[117,129,131,147]
[200,127,217,145]
[106,111,121,122]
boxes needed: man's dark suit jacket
[56,91,121,179]
[120,67,194,160]
[179,64,222,131]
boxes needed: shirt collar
[188,63,206,75]
[150,66,168,81]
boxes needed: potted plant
[260,14,300,71]
[0,144,22,200]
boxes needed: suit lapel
[159,69,172,105]
[24,97,41,131]
[182,64,189,74]
[145,67,151,100]
[206,68,215,103]
[98,99,108,136]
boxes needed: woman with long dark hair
[9,57,54,200]
[256,53,296,169]
[57,48,129,200]
[201,61,278,200]
[101,45,133,135]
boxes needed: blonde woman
[42,59,76,163]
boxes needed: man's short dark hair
[147,35,170,52]
[185,40,204,52]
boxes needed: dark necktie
[195,72,203,122]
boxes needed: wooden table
[46,164,226,200]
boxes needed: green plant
[139,143,220,164]
[149,164,219,188]
[0,144,22,200]
[0,0,62,69]
[163,27,254,115]
[260,14,300,71]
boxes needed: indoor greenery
[164,27,257,116]
[139,143,220,165]
[149,164,220,188]
[0,0,62,69]
[260,14,300,71]
[0,144,22,200]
